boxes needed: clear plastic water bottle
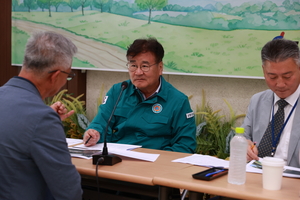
[228,127,248,185]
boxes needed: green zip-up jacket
[88,76,196,153]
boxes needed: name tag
[186,112,194,119]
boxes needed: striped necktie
[258,99,288,157]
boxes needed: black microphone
[92,81,128,165]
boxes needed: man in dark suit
[243,38,300,167]
[0,31,82,199]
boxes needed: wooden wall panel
[0,0,19,86]
[62,70,87,102]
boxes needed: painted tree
[215,2,223,12]
[93,0,108,13]
[293,1,300,11]
[135,0,168,24]
[24,0,37,12]
[37,0,48,11]
[12,0,19,11]
[249,4,262,14]
[221,3,232,14]
[52,0,64,11]
[282,0,292,10]
[261,1,278,13]
[43,0,54,17]
[79,0,90,15]
[65,0,81,12]
[103,0,113,13]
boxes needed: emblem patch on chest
[152,103,163,113]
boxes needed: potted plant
[45,89,90,139]
[193,90,245,159]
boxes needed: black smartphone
[192,167,228,181]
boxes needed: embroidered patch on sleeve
[186,112,194,119]
[102,96,108,104]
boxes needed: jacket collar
[129,76,168,102]
[5,76,41,98]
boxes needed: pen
[251,142,257,150]
[211,170,228,177]
[85,136,92,145]
[205,169,225,177]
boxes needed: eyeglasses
[126,62,157,72]
[48,70,76,81]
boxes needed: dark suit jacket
[0,77,82,200]
[242,89,300,168]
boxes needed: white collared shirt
[138,77,161,100]
[273,84,300,162]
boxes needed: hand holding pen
[85,136,92,145]
[251,142,257,150]
[247,140,259,162]
[83,129,100,146]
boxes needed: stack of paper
[67,138,84,147]
[66,138,160,162]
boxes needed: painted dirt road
[12,19,127,70]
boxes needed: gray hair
[261,39,300,67]
[23,31,77,72]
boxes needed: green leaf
[77,113,90,130]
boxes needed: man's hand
[83,129,100,146]
[50,101,75,121]
[247,139,259,162]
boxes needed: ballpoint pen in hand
[251,142,257,150]
[85,136,92,145]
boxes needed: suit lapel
[288,96,300,164]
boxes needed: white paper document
[105,149,160,162]
[66,138,159,162]
[67,138,142,150]
[172,154,229,168]
[72,142,142,151]
[246,159,300,178]
[66,138,84,147]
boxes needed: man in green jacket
[84,38,196,153]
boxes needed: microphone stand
[92,82,128,165]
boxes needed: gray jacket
[242,89,300,167]
[0,77,82,200]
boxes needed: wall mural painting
[12,0,300,78]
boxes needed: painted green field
[12,11,300,77]
[12,25,97,68]
[11,26,29,64]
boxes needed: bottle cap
[235,127,244,134]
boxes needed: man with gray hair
[0,31,82,199]
[243,38,300,167]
